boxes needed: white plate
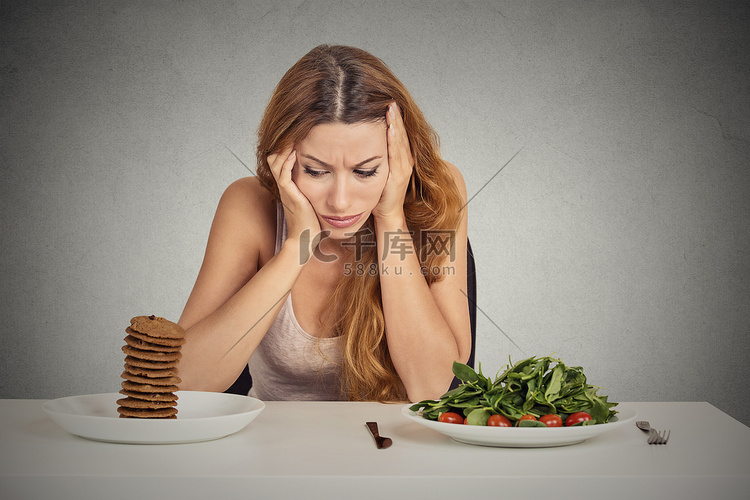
[402,404,637,448]
[43,391,265,444]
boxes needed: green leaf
[451,397,481,408]
[544,364,564,402]
[496,356,535,384]
[452,361,480,384]
[587,391,618,423]
[499,401,525,421]
[409,400,435,412]
[439,386,467,399]
[518,419,547,427]
[465,408,492,425]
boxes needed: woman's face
[292,121,389,240]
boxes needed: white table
[1,400,749,500]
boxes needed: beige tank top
[247,203,344,400]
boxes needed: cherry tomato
[487,414,512,427]
[438,412,464,424]
[539,414,563,427]
[565,411,592,426]
[516,414,537,426]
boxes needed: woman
[178,45,470,402]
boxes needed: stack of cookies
[118,315,185,419]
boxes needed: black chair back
[449,239,477,389]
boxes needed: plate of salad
[404,356,636,448]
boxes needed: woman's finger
[279,149,297,185]
[386,103,414,180]
[268,147,296,186]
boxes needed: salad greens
[410,356,618,425]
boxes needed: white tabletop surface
[2,399,749,500]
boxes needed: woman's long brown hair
[256,45,463,401]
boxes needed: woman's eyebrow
[301,154,382,168]
[352,156,382,167]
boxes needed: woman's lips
[321,213,363,228]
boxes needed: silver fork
[650,429,670,444]
[636,421,670,444]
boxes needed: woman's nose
[327,177,351,211]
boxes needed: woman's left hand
[372,102,414,224]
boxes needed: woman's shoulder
[214,176,277,256]
[219,176,277,218]
[443,160,467,200]
[222,175,275,202]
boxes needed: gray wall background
[2,1,749,425]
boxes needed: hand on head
[267,147,323,261]
[373,102,414,224]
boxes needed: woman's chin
[325,225,366,241]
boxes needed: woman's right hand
[267,147,323,264]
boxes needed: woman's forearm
[179,241,305,392]
[375,216,464,401]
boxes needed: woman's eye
[355,168,379,179]
[303,167,327,178]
